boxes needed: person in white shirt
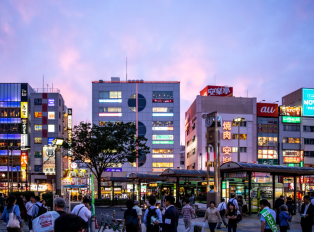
[71,198,92,230]
[25,196,35,232]
[133,201,142,231]
[227,194,239,210]
[217,198,227,228]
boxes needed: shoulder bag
[7,205,20,228]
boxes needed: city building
[92,78,180,198]
[180,145,185,169]
[185,85,257,172]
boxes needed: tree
[62,122,150,199]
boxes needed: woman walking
[203,201,222,232]
[16,197,26,229]
[122,199,138,232]
[1,195,23,232]
[226,203,238,232]
[279,204,291,232]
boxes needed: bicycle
[99,213,123,232]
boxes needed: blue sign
[105,168,122,172]
[48,137,55,145]
[302,89,314,116]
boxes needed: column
[112,181,115,206]
[294,175,297,210]
[272,174,276,209]
[248,172,252,215]
[176,177,180,204]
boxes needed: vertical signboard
[21,83,28,102]
[21,102,28,118]
[43,146,55,174]
[90,174,95,216]
[68,108,72,156]
[302,89,314,117]
[21,150,27,182]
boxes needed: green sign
[288,163,295,167]
[222,181,226,189]
[90,174,95,216]
[153,135,173,140]
[282,116,301,123]
[301,161,304,167]
[260,208,278,232]
[152,141,174,144]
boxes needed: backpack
[227,199,235,209]
[34,203,47,218]
[125,209,138,229]
[147,208,160,232]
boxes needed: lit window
[99,91,122,98]
[110,91,122,98]
[34,125,42,131]
[48,99,55,106]
[34,151,42,158]
[34,137,42,144]
[152,162,173,168]
[99,107,122,112]
[232,147,238,153]
[152,113,174,117]
[152,121,174,127]
[34,112,42,118]
[48,125,55,132]
[152,107,173,113]
[152,149,174,154]
[152,135,173,140]
[48,112,55,119]
[152,91,173,99]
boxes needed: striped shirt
[182,204,195,220]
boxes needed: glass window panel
[263,155,268,158]
[48,112,55,119]
[263,150,268,155]
[48,125,55,132]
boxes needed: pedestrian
[153,195,179,232]
[1,195,23,232]
[274,195,284,224]
[122,199,138,232]
[71,198,91,230]
[54,213,87,232]
[41,200,48,210]
[143,198,162,232]
[278,204,291,232]
[189,194,195,207]
[16,197,26,229]
[203,201,222,232]
[25,196,34,232]
[226,203,237,232]
[161,192,166,208]
[227,195,239,211]
[0,193,6,218]
[182,199,197,231]
[54,198,66,216]
[300,195,314,232]
[217,199,228,228]
[285,198,294,220]
[259,199,276,232]
[133,201,142,231]
[242,197,247,216]
[32,196,46,219]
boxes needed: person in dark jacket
[300,195,314,232]
[275,196,284,224]
[154,195,179,232]
[286,198,295,221]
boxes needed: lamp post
[53,138,64,196]
[233,118,245,162]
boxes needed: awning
[160,169,213,178]
[128,173,168,181]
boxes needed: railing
[33,88,60,93]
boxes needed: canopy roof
[102,177,132,182]
[161,169,213,177]
[220,162,314,175]
[128,173,168,181]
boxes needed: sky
[1,0,314,143]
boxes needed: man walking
[71,198,92,230]
[154,196,179,232]
[182,199,197,231]
[217,198,227,228]
[144,198,162,232]
[300,195,314,232]
[227,194,239,210]
[133,201,142,231]
[259,199,276,232]
[32,196,46,219]
[54,197,66,216]
[26,196,34,231]
[275,195,284,223]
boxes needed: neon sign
[152,113,174,117]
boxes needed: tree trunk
[97,174,102,199]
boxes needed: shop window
[34,112,42,118]
[152,107,173,113]
[304,151,314,157]
[48,112,55,119]
[34,99,42,105]
[304,138,314,145]
[34,151,42,158]
[283,137,300,143]
[152,162,173,168]
[48,125,55,132]
[152,91,173,99]
[232,134,247,140]
[34,125,42,131]
[152,149,173,154]
[152,121,173,127]
[34,137,42,144]
[232,121,247,127]
[284,125,300,131]
[303,126,314,132]
[99,107,122,113]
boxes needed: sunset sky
[1,0,314,143]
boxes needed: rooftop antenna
[46,84,49,93]
[126,57,128,81]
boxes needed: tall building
[185,85,257,171]
[92,78,180,177]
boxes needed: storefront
[221,162,314,214]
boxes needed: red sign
[283,157,300,163]
[279,106,301,117]
[200,85,233,97]
[257,103,278,117]
[152,99,173,103]
[21,151,28,165]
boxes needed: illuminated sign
[152,155,174,158]
[222,147,231,155]
[152,168,166,172]
[200,85,233,97]
[302,89,314,116]
[149,183,158,187]
[279,106,301,116]
[21,150,27,182]
[21,134,28,147]
[68,108,72,115]
[34,112,42,118]
[152,135,173,140]
[21,119,27,134]
[257,103,278,117]
[152,141,174,144]
[152,113,174,117]
[283,157,301,163]
[21,84,27,101]
[99,99,122,103]
[48,137,54,145]
[152,127,174,131]
[105,168,122,172]
[289,183,294,190]
[152,99,173,103]
[48,112,55,119]
[99,113,122,117]
[30,184,48,191]
[68,115,72,130]
[252,172,270,178]
[223,121,232,140]
[223,122,231,131]
[282,116,301,123]
[223,157,231,163]
[48,99,55,106]
[43,146,55,174]
[283,150,300,157]
[21,102,28,118]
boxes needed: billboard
[282,116,301,123]
[200,85,233,97]
[283,157,301,163]
[279,106,301,116]
[257,103,278,117]
[302,89,314,116]
[21,150,27,182]
[21,102,28,118]
[43,146,55,174]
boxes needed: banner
[91,174,95,216]
[260,209,278,232]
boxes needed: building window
[152,149,173,154]
[304,151,314,157]
[152,91,173,99]
[34,137,42,144]
[48,125,55,132]
[187,141,190,147]
[34,112,42,118]
[232,147,238,153]
[284,125,300,131]
[152,107,173,113]
[152,162,173,168]
[192,123,195,130]
[283,138,300,143]
[48,112,55,119]
[59,99,61,106]
[99,107,122,113]
[240,147,247,152]
[304,138,314,145]
[232,134,247,140]
[258,137,278,146]
[180,161,184,165]
[34,151,42,158]
[99,91,122,99]
[34,99,42,105]
[232,121,247,127]
[192,135,196,142]
[34,165,43,172]
[304,126,314,132]
[192,148,195,154]
[258,149,278,159]
[59,112,61,119]
[152,135,173,140]
[152,121,173,127]
[59,124,61,132]
[34,125,42,131]
[187,130,190,136]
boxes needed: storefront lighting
[152,141,174,144]
[152,113,174,117]
[152,155,174,158]
[99,113,122,117]
[99,99,122,103]
[152,127,174,131]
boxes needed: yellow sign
[21,102,28,118]
[149,183,157,187]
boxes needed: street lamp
[52,138,64,196]
[233,118,245,162]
